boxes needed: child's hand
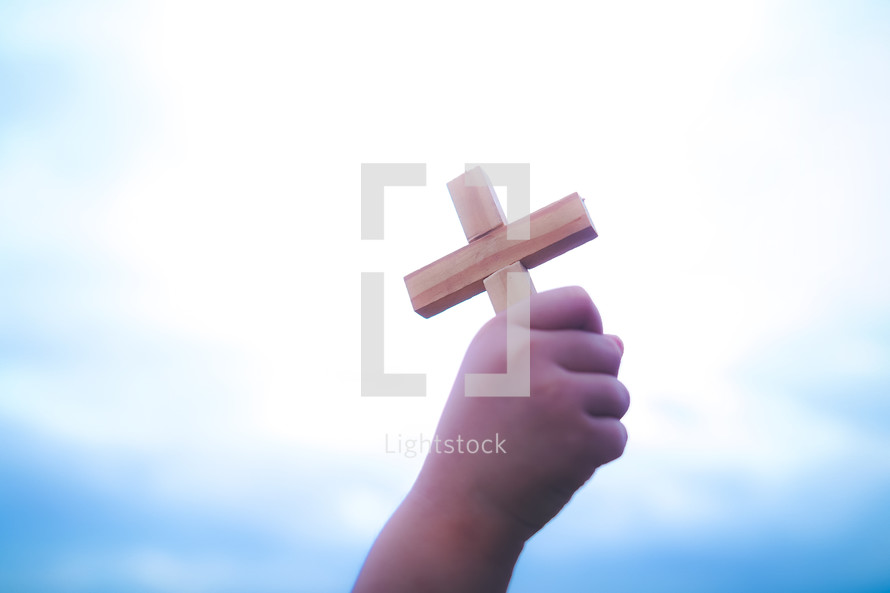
[413,286,629,539]
[353,286,628,593]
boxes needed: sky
[1,1,889,592]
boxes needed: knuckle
[566,285,592,306]
[609,378,630,417]
[604,420,628,461]
[601,340,622,375]
[577,332,604,370]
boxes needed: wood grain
[447,166,507,242]
[484,261,537,313]
[404,193,596,318]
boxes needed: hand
[353,286,628,593]
[413,286,629,539]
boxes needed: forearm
[352,479,526,593]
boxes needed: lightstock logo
[360,163,532,400]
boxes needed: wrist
[408,463,530,565]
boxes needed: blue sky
[2,1,889,592]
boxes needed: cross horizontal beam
[404,193,597,318]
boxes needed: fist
[414,286,629,538]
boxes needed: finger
[540,330,622,375]
[553,370,629,418]
[574,374,630,419]
[585,417,628,466]
[528,286,603,333]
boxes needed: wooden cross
[404,167,597,318]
